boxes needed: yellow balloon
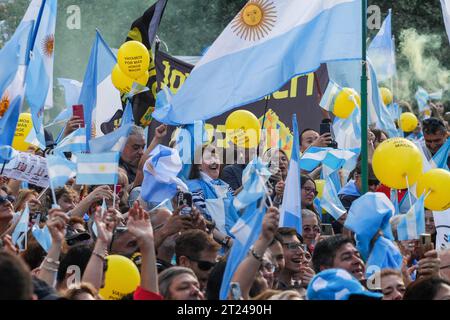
[136,70,150,87]
[225,110,261,149]
[380,87,393,106]
[416,169,450,211]
[372,138,423,190]
[315,180,325,199]
[399,112,419,132]
[117,41,150,79]
[333,88,361,119]
[12,113,35,152]
[111,64,133,94]
[99,255,140,300]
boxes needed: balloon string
[424,189,432,202]
[405,175,413,210]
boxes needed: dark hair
[422,118,446,135]
[275,227,303,243]
[371,128,389,142]
[403,276,450,300]
[206,255,228,300]
[57,245,93,284]
[350,162,376,180]
[0,251,33,300]
[312,235,354,273]
[21,232,47,270]
[301,174,315,189]
[175,229,220,264]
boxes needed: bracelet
[250,248,263,262]
[45,257,60,265]
[92,251,107,261]
[41,264,58,272]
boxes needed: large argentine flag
[75,152,120,185]
[154,0,362,125]
[441,0,450,45]
[280,114,302,235]
[78,31,122,145]
[0,22,34,147]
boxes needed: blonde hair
[14,189,39,212]
[63,282,100,300]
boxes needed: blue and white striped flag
[280,114,302,234]
[220,202,266,300]
[320,80,341,112]
[75,152,120,185]
[396,195,425,241]
[432,138,450,170]
[333,106,362,150]
[233,157,272,210]
[367,9,396,81]
[25,0,58,149]
[46,154,76,188]
[0,21,34,147]
[154,0,362,125]
[321,173,346,220]
[89,123,133,154]
[53,127,87,155]
[32,221,52,252]
[58,78,82,108]
[398,190,417,214]
[78,31,122,145]
[300,147,359,172]
[415,87,429,112]
[12,204,30,251]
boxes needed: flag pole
[361,0,369,194]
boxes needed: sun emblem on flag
[98,165,106,172]
[231,0,277,41]
[0,93,10,119]
[42,34,55,57]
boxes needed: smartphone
[72,104,85,128]
[111,185,122,194]
[229,282,242,300]
[320,123,331,136]
[419,233,432,258]
[177,192,192,215]
[321,223,333,236]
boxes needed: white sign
[2,152,49,187]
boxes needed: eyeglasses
[187,256,217,271]
[0,195,15,205]
[261,262,276,273]
[283,243,311,260]
[302,187,318,196]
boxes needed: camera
[320,119,338,149]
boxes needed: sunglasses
[0,195,15,205]
[187,256,217,271]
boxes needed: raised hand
[155,124,168,140]
[127,201,153,246]
[47,209,69,243]
[261,207,280,243]
[93,206,115,245]
[63,116,84,137]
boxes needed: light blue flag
[46,154,76,188]
[432,138,450,170]
[345,193,395,261]
[89,123,133,154]
[0,145,19,163]
[53,127,87,155]
[321,172,346,220]
[333,106,362,150]
[319,80,341,112]
[0,21,34,147]
[78,30,121,148]
[429,90,443,100]
[32,220,52,252]
[175,120,208,182]
[220,202,266,300]
[280,114,302,234]
[398,190,417,214]
[397,195,426,241]
[368,9,396,81]
[390,188,400,215]
[300,147,359,172]
[366,236,403,277]
[233,157,272,210]
[141,145,188,203]
[12,204,30,251]
[57,78,82,108]
[154,0,362,125]
[387,102,401,121]
[415,86,429,112]
[75,152,120,185]
[25,0,58,150]
[121,100,134,127]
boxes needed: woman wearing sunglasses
[0,188,15,236]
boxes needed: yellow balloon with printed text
[399,112,419,132]
[99,255,140,300]
[372,138,423,190]
[315,180,325,199]
[380,87,393,106]
[416,169,450,211]
[12,113,35,152]
[333,88,361,119]
[117,41,150,79]
[225,110,261,149]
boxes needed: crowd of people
[0,98,449,301]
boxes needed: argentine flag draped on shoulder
[154,0,362,125]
